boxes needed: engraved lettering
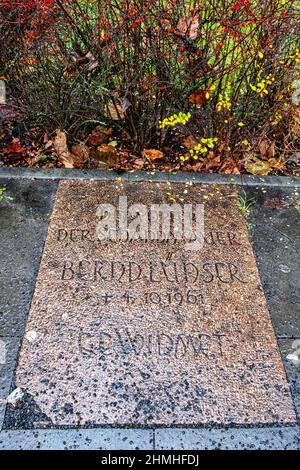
[62,261,74,280]
[183,262,199,284]
[57,229,68,242]
[94,260,108,281]
[99,332,113,360]
[129,262,142,282]
[158,333,174,356]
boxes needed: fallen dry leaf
[183,135,198,149]
[132,158,145,169]
[2,138,29,162]
[190,161,204,172]
[53,130,74,168]
[245,159,272,175]
[290,106,300,137]
[89,144,118,168]
[259,139,275,160]
[143,149,164,160]
[222,166,240,174]
[30,154,44,166]
[71,143,89,168]
[219,157,241,174]
[203,154,221,170]
[87,126,112,146]
[268,158,285,172]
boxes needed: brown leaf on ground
[246,155,285,175]
[90,144,118,168]
[268,158,285,172]
[203,154,221,171]
[183,135,198,149]
[259,139,275,160]
[29,154,44,166]
[143,149,164,160]
[222,166,240,174]
[71,143,89,168]
[53,130,74,168]
[43,132,50,143]
[219,157,241,174]
[87,126,112,146]
[132,158,145,169]
[2,138,29,162]
[190,161,204,172]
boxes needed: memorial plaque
[15,181,296,426]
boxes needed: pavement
[0,169,299,450]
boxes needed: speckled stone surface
[14,180,296,426]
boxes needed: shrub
[1,0,299,155]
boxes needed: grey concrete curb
[0,167,299,187]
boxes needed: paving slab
[154,427,300,450]
[4,180,296,428]
[0,428,153,450]
[0,336,21,398]
[0,179,57,282]
[246,187,300,337]
[0,179,56,335]
[0,178,57,431]
[279,339,300,419]
[0,336,21,429]
[0,280,33,336]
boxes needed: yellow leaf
[246,159,272,175]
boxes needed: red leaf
[188,90,207,106]
[3,138,29,160]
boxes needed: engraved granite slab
[14,181,296,426]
